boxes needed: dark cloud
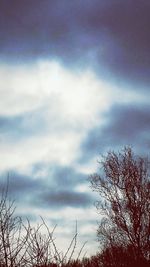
[0,1,150,86]
[80,104,150,162]
[38,190,92,208]
[31,163,88,191]
[0,109,47,141]
[49,165,87,189]
[0,172,44,199]
[0,164,91,210]
[30,164,93,208]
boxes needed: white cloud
[0,60,112,172]
[0,60,109,120]
[0,59,149,258]
[0,59,147,174]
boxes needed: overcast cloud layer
[0,0,150,256]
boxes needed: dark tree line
[0,147,149,266]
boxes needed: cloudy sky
[0,0,150,257]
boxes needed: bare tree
[90,147,150,264]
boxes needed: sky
[0,0,150,257]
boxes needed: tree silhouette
[90,147,150,265]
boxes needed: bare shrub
[0,182,28,267]
[0,181,87,267]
